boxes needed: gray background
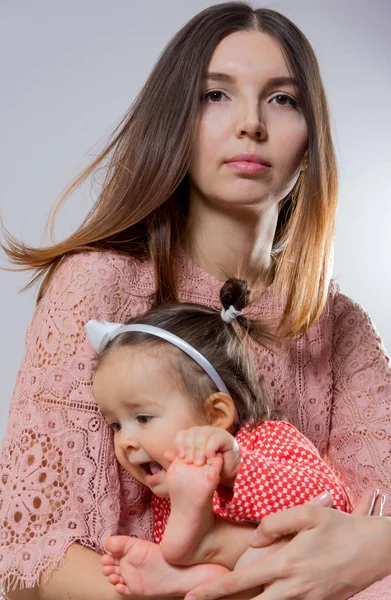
[1,0,390,442]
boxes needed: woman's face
[188,30,308,212]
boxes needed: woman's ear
[204,393,236,430]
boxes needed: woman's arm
[182,291,391,600]
[6,543,178,600]
[184,492,391,600]
[328,290,391,510]
[0,252,151,595]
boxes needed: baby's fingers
[174,429,189,459]
[164,449,176,464]
[206,454,223,481]
[174,428,206,464]
[192,429,210,465]
[204,431,226,462]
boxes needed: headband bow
[85,320,124,353]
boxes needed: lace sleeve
[328,290,391,513]
[0,251,152,594]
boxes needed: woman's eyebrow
[206,71,236,84]
[264,76,297,88]
[205,72,297,89]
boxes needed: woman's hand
[185,490,391,600]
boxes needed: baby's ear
[204,392,236,430]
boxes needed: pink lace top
[1,250,390,598]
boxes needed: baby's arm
[212,421,350,524]
[162,421,350,570]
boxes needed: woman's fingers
[352,488,388,516]
[250,503,324,548]
[354,489,380,516]
[332,488,387,517]
[249,492,333,550]
[309,491,333,507]
[185,555,283,600]
[379,494,387,516]
[253,579,304,600]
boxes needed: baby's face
[92,345,207,498]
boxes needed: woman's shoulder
[327,280,359,311]
[47,250,155,298]
[323,280,376,326]
[36,250,155,324]
[319,281,388,358]
[56,250,153,286]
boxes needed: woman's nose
[235,102,266,141]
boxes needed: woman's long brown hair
[1,2,338,338]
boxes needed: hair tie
[221,305,243,324]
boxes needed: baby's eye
[136,415,153,424]
[203,90,229,103]
[109,422,121,432]
[270,93,297,108]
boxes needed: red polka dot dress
[152,421,351,543]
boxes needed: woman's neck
[187,195,279,287]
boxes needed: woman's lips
[226,161,270,174]
[225,153,271,174]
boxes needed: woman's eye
[136,415,152,424]
[270,94,297,108]
[203,90,228,103]
[109,422,121,432]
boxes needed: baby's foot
[102,535,228,596]
[161,455,222,565]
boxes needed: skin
[177,30,391,600]
[92,346,211,498]
[6,492,381,600]
[93,344,263,596]
[7,29,388,600]
[187,30,308,285]
[94,31,391,600]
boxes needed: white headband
[85,319,230,396]
[221,305,243,324]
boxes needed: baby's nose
[117,430,140,451]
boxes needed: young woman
[1,3,390,600]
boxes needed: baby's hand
[171,426,241,487]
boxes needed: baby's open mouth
[140,461,163,476]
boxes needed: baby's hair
[97,279,276,430]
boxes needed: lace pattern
[1,250,390,598]
[0,253,154,592]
